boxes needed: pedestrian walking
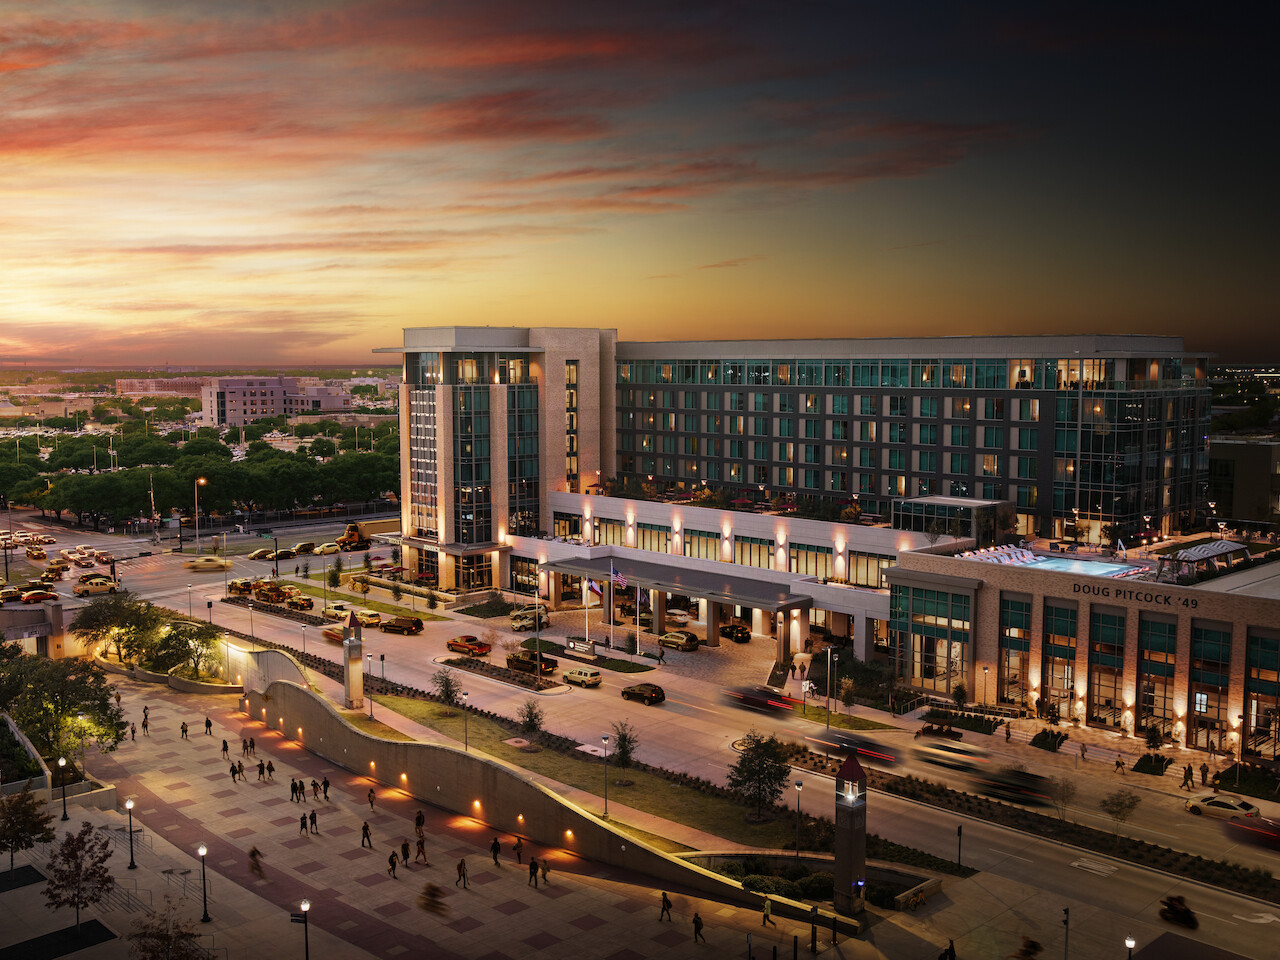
[311,779,320,800]
[1212,773,1222,793]
[299,813,308,835]
[115,691,122,709]
[941,939,957,960]
[401,839,411,867]
[456,858,468,888]
[249,737,255,756]
[130,723,136,742]
[221,739,229,759]
[660,892,673,921]
[693,913,706,943]
[415,836,429,864]
[1200,761,1210,785]
[249,846,264,879]
[1181,764,1195,790]
[310,809,318,834]
[205,716,213,736]
[290,780,299,802]
[1115,756,1126,774]
[528,858,538,887]
[361,821,373,848]
[656,646,665,664]
[789,662,796,678]
[512,837,523,864]
[258,760,266,781]
[321,776,329,799]
[229,762,239,784]
[368,788,376,811]
[1079,742,1087,760]
[141,717,149,736]
[143,705,149,720]
[415,809,425,837]
[1005,724,1011,742]
[540,859,550,885]
[295,564,300,576]
[266,760,275,780]
[242,739,249,757]
[490,836,501,865]
[180,721,189,739]
[237,760,244,780]
[762,898,776,927]
[387,851,399,878]
[1209,741,1218,758]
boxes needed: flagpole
[609,566,615,649]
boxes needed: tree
[517,698,545,740]
[610,720,638,781]
[128,894,205,960]
[951,683,967,709]
[0,780,56,876]
[391,581,403,603]
[430,667,462,711]
[168,621,220,677]
[300,560,310,581]
[1145,726,1164,751]
[727,730,791,819]
[328,561,341,592]
[68,592,148,662]
[43,821,115,932]
[1099,789,1142,827]
[1048,778,1077,820]
[1,654,124,756]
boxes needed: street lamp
[1124,934,1135,959]
[462,691,469,751]
[602,734,610,818]
[197,843,211,922]
[794,781,803,860]
[983,665,989,707]
[125,799,137,869]
[301,625,308,661]
[298,899,311,960]
[825,648,839,730]
[187,583,193,617]
[248,602,255,645]
[194,476,207,554]
[367,654,374,719]
[1238,714,1246,784]
[58,757,68,820]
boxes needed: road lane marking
[1070,858,1117,877]
[1233,912,1280,923]
[988,848,1033,863]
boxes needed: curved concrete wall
[245,679,758,907]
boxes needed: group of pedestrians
[487,835,551,887]
[659,892,707,943]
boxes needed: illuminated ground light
[564,829,574,841]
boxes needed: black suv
[507,651,558,675]
[719,623,751,643]
[380,616,424,635]
[621,682,666,705]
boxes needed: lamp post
[1238,713,1246,783]
[983,665,989,707]
[125,799,137,869]
[298,899,311,960]
[187,583,193,617]
[826,648,839,729]
[301,625,307,661]
[462,691,469,751]
[247,602,255,646]
[367,654,374,719]
[194,476,207,554]
[602,734,610,818]
[794,781,803,860]
[197,843,211,922]
[58,757,68,820]
[1125,934,1135,959]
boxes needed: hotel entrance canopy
[540,554,812,613]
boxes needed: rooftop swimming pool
[1026,556,1144,577]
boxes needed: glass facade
[1087,609,1125,727]
[1041,602,1077,719]
[507,384,540,537]
[453,386,492,545]
[1190,622,1230,751]
[890,584,971,694]
[1138,616,1178,738]
[999,596,1031,707]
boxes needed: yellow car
[354,609,382,627]
[183,556,233,572]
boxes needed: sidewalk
[6,677,976,960]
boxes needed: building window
[789,543,832,578]
[734,535,774,569]
[684,528,721,561]
[635,522,671,554]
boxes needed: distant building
[1208,437,1280,527]
[115,377,207,397]
[200,376,353,427]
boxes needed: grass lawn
[342,702,417,741]
[286,581,446,621]
[456,596,519,618]
[380,695,800,848]
[792,704,895,731]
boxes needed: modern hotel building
[378,327,1279,757]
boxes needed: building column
[705,602,722,648]
[653,591,667,633]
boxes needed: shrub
[718,861,745,880]
[741,875,800,898]
[797,871,835,899]
[1030,729,1069,752]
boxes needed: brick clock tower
[834,754,867,915]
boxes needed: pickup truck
[506,651,558,675]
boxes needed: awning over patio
[540,554,811,613]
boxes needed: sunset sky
[0,1,1273,365]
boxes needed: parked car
[184,556,232,572]
[719,623,751,643]
[621,682,665,705]
[664,609,691,625]
[563,667,602,688]
[353,609,382,627]
[290,542,317,556]
[446,636,492,656]
[285,595,314,611]
[659,632,699,651]
[269,548,296,561]
[1185,794,1259,819]
[21,588,57,603]
[0,587,22,604]
[247,548,274,560]
[227,578,254,595]
[506,651,557,675]
[73,576,120,597]
[313,542,341,555]
[722,685,798,713]
[379,617,424,635]
[510,611,550,632]
[322,602,353,620]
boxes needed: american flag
[611,565,627,589]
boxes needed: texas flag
[588,579,603,597]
